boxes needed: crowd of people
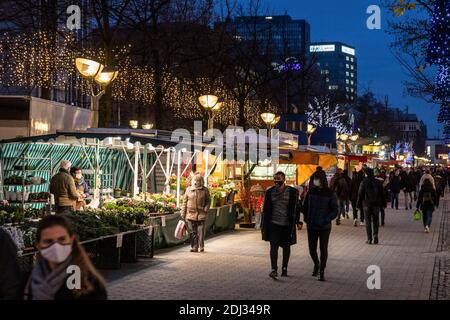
[260,164,447,282]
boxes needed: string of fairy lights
[426,0,450,141]
[0,30,276,128]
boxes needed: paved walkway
[106,195,448,300]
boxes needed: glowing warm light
[75,58,103,78]
[307,124,317,134]
[129,120,138,129]
[142,123,154,130]
[350,134,359,141]
[212,101,223,111]
[94,66,118,86]
[261,112,276,125]
[339,134,349,141]
[271,116,281,126]
[198,95,219,110]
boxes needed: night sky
[268,0,442,138]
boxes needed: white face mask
[313,179,321,187]
[75,173,82,179]
[40,242,72,264]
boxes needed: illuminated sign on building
[309,44,336,53]
[341,45,355,56]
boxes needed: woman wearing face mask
[24,215,107,300]
[302,171,338,281]
[181,174,211,252]
[70,167,91,211]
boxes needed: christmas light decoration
[434,64,450,102]
[426,0,450,65]
[307,97,351,134]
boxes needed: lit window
[346,79,349,84]
[326,78,330,82]
[351,73,354,78]
[351,80,354,85]
[346,71,349,76]
[346,56,349,61]
[351,88,354,93]
[350,96,354,100]
[351,65,354,70]
[346,64,350,69]
[351,58,354,62]
[346,87,349,92]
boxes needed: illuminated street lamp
[198,95,223,130]
[129,120,138,129]
[261,112,280,137]
[142,123,154,130]
[307,124,317,145]
[75,57,119,128]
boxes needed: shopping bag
[174,220,186,239]
[413,209,422,221]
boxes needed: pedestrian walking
[24,215,107,300]
[261,171,302,279]
[50,160,80,215]
[180,174,211,253]
[333,169,350,225]
[416,180,437,233]
[350,165,365,226]
[400,170,414,210]
[0,228,22,300]
[358,168,386,245]
[302,170,338,281]
[389,170,401,210]
[375,171,388,226]
[419,170,436,190]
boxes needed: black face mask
[274,181,283,187]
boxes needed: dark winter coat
[416,184,438,212]
[357,176,386,209]
[261,186,301,245]
[400,172,414,192]
[389,175,402,194]
[0,229,22,300]
[302,187,338,231]
[334,174,351,201]
[350,171,365,202]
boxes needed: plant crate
[121,231,137,263]
[96,235,121,270]
[136,227,154,258]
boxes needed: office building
[309,42,357,103]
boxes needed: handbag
[174,219,186,239]
[413,209,422,221]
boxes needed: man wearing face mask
[70,167,91,211]
[181,174,211,252]
[261,171,302,279]
[50,160,81,215]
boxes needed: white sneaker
[360,221,365,226]
[425,226,430,233]
[353,219,358,226]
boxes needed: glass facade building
[309,42,358,103]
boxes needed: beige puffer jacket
[181,186,211,221]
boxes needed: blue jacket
[302,187,338,231]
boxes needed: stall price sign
[161,216,166,227]
[148,226,153,236]
[217,208,220,217]
[116,234,123,248]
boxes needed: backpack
[423,191,434,206]
[364,179,379,205]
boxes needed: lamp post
[261,112,280,138]
[307,124,317,145]
[75,58,119,128]
[198,95,223,130]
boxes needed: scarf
[29,255,73,300]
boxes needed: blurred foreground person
[0,228,22,300]
[24,215,107,300]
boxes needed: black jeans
[268,223,291,271]
[379,208,385,225]
[56,206,72,215]
[364,206,380,241]
[391,192,399,209]
[307,228,331,271]
[352,200,362,221]
[187,220,206,249]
